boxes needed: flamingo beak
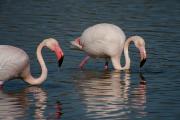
[139,47,147,68]
[58,56,64,67]
[54,45,64,67]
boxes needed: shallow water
[0,0,180,120]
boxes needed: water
[0,0,180,119]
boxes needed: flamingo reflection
[0,86,62,120]
[24,86,47,120]
[73,70,147,119]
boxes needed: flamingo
[71,23,147,70]
[0,38,64,87]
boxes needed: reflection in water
[131,73,147,117]
[55,100,63,119]
[0,86,56,120]
[24,87,47,120]
[0,89,26,120]
[74,71,147,119]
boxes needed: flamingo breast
[80,23,126,58]
[0,45,29,80]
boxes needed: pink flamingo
[0,38,64,86]
[71,23,147,70]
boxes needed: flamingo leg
[0,81,4,90]
[79,56,90,69]
[104,60,109,70]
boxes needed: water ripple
[0,0,180,119]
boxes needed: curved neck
[24,42,48,85]
[111,37,132,70]
[121,37,132,70]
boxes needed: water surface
[0,0,180,120]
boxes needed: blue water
[0,0,180,119]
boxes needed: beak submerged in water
[139,47,147,68]
[58,56,64,67]
[140,58,146,68]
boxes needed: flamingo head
[44,38,64,67]
[70,37,83,51]
[134,37,147,68]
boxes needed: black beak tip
[58,56,64,67]
[140,58,146,68]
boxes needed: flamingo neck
[122,37,132,70]
[24,41,48,85]
[111,37,133,70]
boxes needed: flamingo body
[0,45,29,81]
[81,23,125,58]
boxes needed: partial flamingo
[0,38,64,86]
[71,23,147,70]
